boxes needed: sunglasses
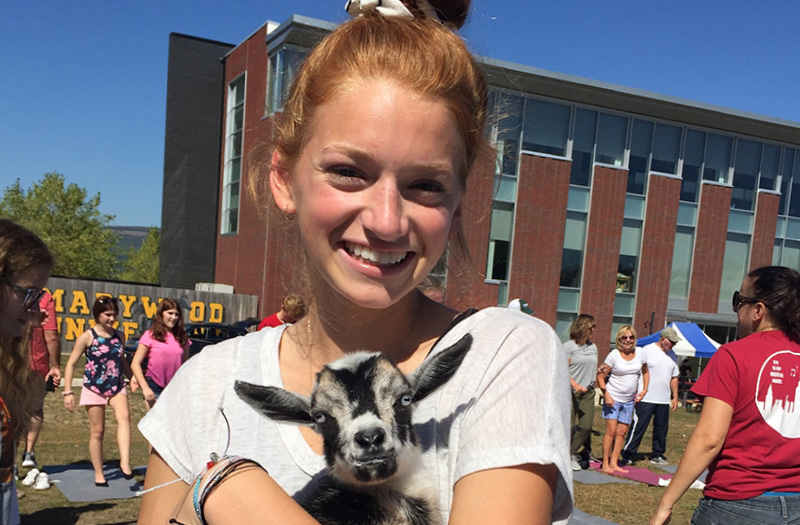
[97,296,118,305]
[0,276,45,309]
[732,290,761,313]
[619,335,636,341]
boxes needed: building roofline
[169,32,234,48]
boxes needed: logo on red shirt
[756,350,800,438]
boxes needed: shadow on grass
[22,502,121,525]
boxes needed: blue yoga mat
[42,463,147,502]
[569,509,621,525]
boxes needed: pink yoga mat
[589,460,670,486]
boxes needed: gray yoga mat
[42,463,146,502]
[572,468,637,485]
[569,508,621,524]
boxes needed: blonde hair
[615,324,637,349]
[0,219,53,439]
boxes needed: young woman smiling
[138,4,572,524]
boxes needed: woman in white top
[596,324,649,474]
[137,3,573,524]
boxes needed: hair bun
[345,0,471,29]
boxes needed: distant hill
[110,226,157,253]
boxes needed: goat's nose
[355,428,385,449]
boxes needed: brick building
[162,15,800,357]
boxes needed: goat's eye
[313,412,327,424]
[399,394,413,407]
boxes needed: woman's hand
[573,384,587,395]
[650,504,672,524]
[130,376,140,392]
[604,391,615,407]
[143,386,156,403]
[63,392,76,412]
[635,389,647,403]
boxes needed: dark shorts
[145,377,165,399]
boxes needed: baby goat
[234,333,472,525]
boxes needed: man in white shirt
[620,327,680,465]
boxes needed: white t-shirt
[604,348,648,403]
[138,307,573,524]
[638,342,679,404]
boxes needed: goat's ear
[234,380,314,425]
[409,333,472,403]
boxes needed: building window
[595,112,627,167]
[669,203,697,299]
[267,47,306,114]
[221,75,245,235]
[560,210,587,287]
[720,210,753,302]
[570,108,597,187]
[652,123,681,174]
[486,202,514,281]
[488,90,524,178]
[703,132,733,183]
[681,129,704,202]
[522,98,571,157]
[628,119,652,195]
[731,139,760,211]
[779,147,800,218]
[759,143,780,191]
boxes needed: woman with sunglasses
[651,266,800,525]
[596,324,649,475]
[0,219,52,523]
[63,296,134,486]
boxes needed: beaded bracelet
[192,455,267,524]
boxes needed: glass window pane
[620,219,642,256]
[780,240,800,271]
[624,195,645,220]
[628,119,652,195]
[558,288,581,312]
[490,91,524,176]
[787,218,800,240]
[728,210,753,234]
[791,153,800,218]
[522,99,570,156]
[681,129,705,202]
[489,203,514,241]
[760,143,780,191]
[487,240,510,281]
[567,186,590,212]
[731,139,760,210]
[555,313,575,342]
[720,232,750,301]
[677,202,697,226]
[570,109,597,186]
[774,240,782,266]
[614,292,635,316]
[492,175,516,202]
[669,226,694,298]
[704,133,732,183]
[596,113,627,167]
[779,148,795,215]
[563,212,587,250]
[652,123,681,174]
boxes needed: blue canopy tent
[636,322,721,359]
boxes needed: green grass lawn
[574,404,705,525]
[18,379,150,525]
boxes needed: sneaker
[16,489,24,499]
[570,455,582,471]
[650,456,669,465]
[33,472,51,490]
[21,451,37,468]
[21,468,40,486]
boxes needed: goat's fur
[234,333,472,525]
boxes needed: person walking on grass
[621,326,680,466]
[597,324,649,475]
[63,296,134,486]
[564,314,598,471]
[130,298,191,411]
[20,290,61,471]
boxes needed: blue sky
[2,0,798,227]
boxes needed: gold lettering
[50,288,65,313]
[69,291,90,315]
[141,297,159,318]
[118,295,137,318]
[122,321,139,341]
[189,302,205,322]
[208,303,223,323]
[64,317,86,341]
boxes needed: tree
[0,173,121,279]
[119,227,160,283]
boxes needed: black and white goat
[234,333,472,525]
